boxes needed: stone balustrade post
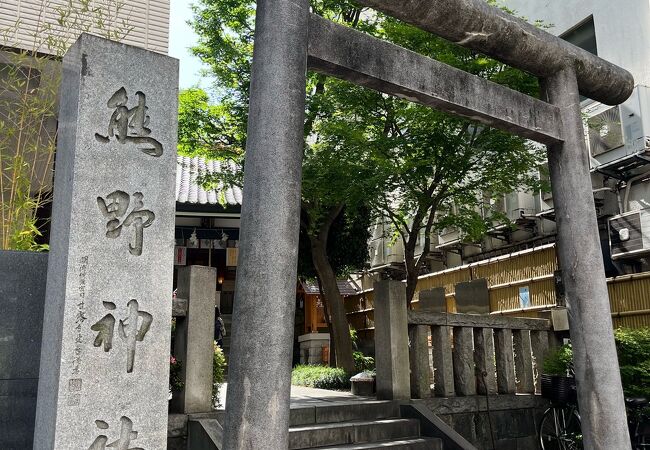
[474,327,497,395]
[171,265,217,414]
[452,327,476,396]
[495,329,516,394]
[513,329,535,394]
[33,35,178,449]
[374,280,410,400]
[432,325,455,397]
[409,325,430,399]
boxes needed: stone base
[168,413,188,450]
[0,250,47,450]
[351,379,375,396]
[419,394,550,450]
[298,333,330,365]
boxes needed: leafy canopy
[186,0,546,280]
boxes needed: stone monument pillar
[33,34,178,449]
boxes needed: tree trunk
[404,244,419,306]
[310,237,356,373]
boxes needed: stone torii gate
[224,1,634,449]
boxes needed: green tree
[188,0,386,372]
[376,14,544,303]
[290,6,544,304]
[185,0,545,367]
[178,86,373,372]
[318,13,545,303]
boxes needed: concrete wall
[0,50,60,204]
[421,395,549,450]
[504,0,650,250]
[0,250,47,450]
[503,0,650,85]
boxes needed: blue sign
[519,286,531,309]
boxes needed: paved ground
[216,383,375,410]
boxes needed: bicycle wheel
[630,406,650,449]
[539,406,583,450]
[634,427,650,449]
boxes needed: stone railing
[408,311,552,399]
[373,279,554,401]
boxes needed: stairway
[288,401,441,449]
[188,401,443,449]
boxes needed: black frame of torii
[223,1,635,449]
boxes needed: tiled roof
[176,155,243,206]
[301,279,360,296]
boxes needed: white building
[368,0,650,279]
[2,0,170,55]
[502,0,650,274]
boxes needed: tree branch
[318,202,345,242]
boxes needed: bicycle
[627,397,650,449]
[538,401,582,449]
[538,375,650,449]
[538,374,582,449]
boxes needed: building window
[561,16,597,56]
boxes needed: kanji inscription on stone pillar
[34,34,178,449]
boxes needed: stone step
[311,437,443,449]
[288,418,420,449]
[187,417,222,449]
[290,401,400,427]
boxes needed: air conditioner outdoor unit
[608,209,650,260]
[483,191,535,223]
[438,227,461,246]
[369,221,405,267]
[504,191,536,221]
[369,223,385,267]
[383,237,404,264]
[369,240,382,268]
[585,85,650,165]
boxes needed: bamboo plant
[0,0,131,250]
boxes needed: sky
[168,0,210,90]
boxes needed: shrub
[169,356,184,392]
[212,343,227,408]
[353,351,375,373]
[542,344,574,376]
[615,328,650,399]
[541,328,650,399]
[292,365,350,390]
[350,327,359,349]
[350,326,375,372]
